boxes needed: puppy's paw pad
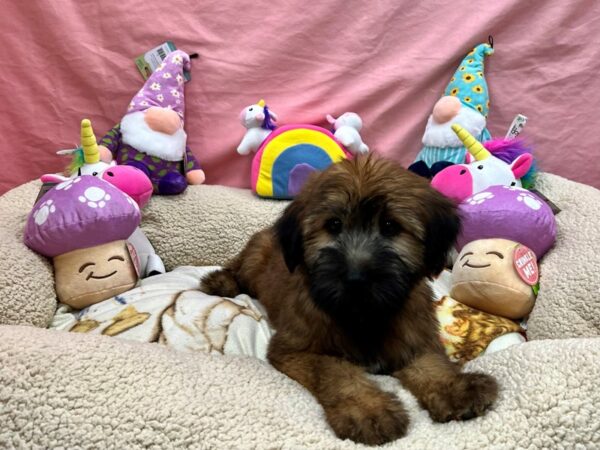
[326,395,409,445]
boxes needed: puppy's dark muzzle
[309,231,417,323]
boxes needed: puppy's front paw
[426,372,498,423]
[324,392,409,445]
[200,269,240,297]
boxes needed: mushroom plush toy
[24,176,142,309]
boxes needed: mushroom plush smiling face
[24,176,141,309]
[451,238,539,319]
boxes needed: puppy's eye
[486,251,504,259]
[380,218,402,238]
[325,218,343,235]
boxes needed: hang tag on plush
[134,41,192,82]
[34,182,58,206]
[126,242,141,278]
[506,114,528,139]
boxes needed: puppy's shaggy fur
[202,156,498,445]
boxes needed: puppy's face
[276,156,460,326]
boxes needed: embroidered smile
[462,261,491,269]
[87,270,118,280]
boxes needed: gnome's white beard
[121,111,187,161]
[422,106,486,148]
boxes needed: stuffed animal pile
[27,42,560,365]
[431,147,556,363]
[408,41,558,363]
[430,129,556,362]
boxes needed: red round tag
[513,245,539,285]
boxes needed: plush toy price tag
[135,41,192,82]
[506,114,528,138]
[513,245,539,285]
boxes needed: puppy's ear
[423,192,461,277]
[275,201,305,273]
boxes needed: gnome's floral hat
[444,43,494,117]
[126,50,191,123]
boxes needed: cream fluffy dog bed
[1,174,599,449]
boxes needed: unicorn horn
[257,99,265,107]
[80,119,100,164]
[451,123,491,161]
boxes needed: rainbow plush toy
[238,100,361,199]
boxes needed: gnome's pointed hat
[444,43,494,117]
[126,50,191,123]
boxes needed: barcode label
[134,41,192,81]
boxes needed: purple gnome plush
[98,50,205,195]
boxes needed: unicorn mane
[261,105,277,131]
[66,147,85,175]
[483,138,537,188]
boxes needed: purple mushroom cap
[24,176,141,257]
[457,185,557,258]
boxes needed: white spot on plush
[517,192,542,210]
[78,187,111,209]
[33,200,56,225]
[56,177,81,191]
[467,191,494,205]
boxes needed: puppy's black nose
[346,268,367,284]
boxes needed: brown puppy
[202,155,498,445]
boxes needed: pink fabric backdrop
[1,0,599,195]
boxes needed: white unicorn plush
[326,112,369,155]
[236,99,278,155]
[431,124,534,203]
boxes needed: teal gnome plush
[413,43,494,173]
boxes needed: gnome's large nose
[144,106,182,135]
[432,96,462,124]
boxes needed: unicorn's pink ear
[326,114,336,125]
[465,153,474,164]
[40,174,68,183]
[510,153,534,179]
[256,112,265,121]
